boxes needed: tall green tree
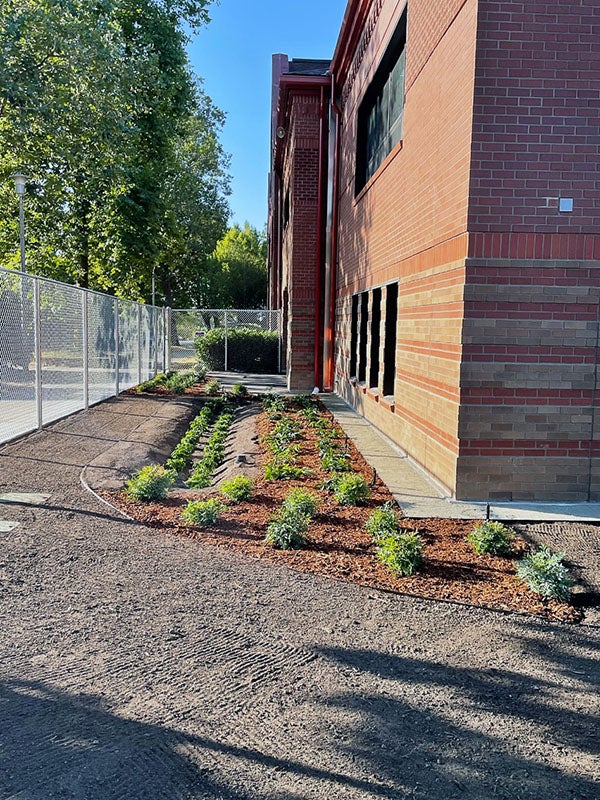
[203,223,267,309]
[0,0,229,304]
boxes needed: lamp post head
[12,174,28,195]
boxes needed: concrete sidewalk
[320,393,600,524]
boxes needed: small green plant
[333,473,371,506]
[365,501,401,541]
[221,475,254,502]
[468,520,515,557]
[282,488,319,518]
[516,546,572,601]
[377,531,424,577]
[230,383,249,397]
[264,462,311,481]
[182,498,224,526]
[265,506,309,549]
[205,378,221,396]
[166,404,214,474]
[125,464,174,501]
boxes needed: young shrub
[182,498,224,526]
[516,546,572,601]
[468,520,515,557]
[264,462,311,481]
[221,475,254,502]
[282,488,319,518]
[333,473,371,506]
[265,506,309,550]
[205,378,221,396]
[377,531,424,577]
[365,501,401,541]
[126,464,174,501]
[231,383,249,397]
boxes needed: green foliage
[377,531,424,577]
[332,474,371,506]
[468,520,516,557]
[205,378,221,396]
[282,488,319,518]
[265,507,309,550]
[262,394,286,414]
[516,547,572,601]
[264,462,311,481]
[182,498,224,526]
[187,409,235,488]
[220,475,253,502]
[201,223,267,308]
[365,502,401,541]
[137,370,200,394]
[196,327,279,373]
[125,464,174,501]
[230,383,248,397]
[0,0,229,303]
[165,404,213,473]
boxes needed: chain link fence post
[82,290,89,410]
[33,277,43,430]
[137,303,142,385]
[224,311,228,371]
[114,297,120,397]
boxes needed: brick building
[267,0,600,502]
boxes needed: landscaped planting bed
[106,395,581,623]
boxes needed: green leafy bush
[365,502,401,541]
[333,474,371,506]
[265,506,309,549]
[264,462,311,481]
[126,464,174,501]
[468,520,515,557]
[516,547,572,601]
[137,371,200,394]
[196,327,279,373]
[230,383,248,397]
[377,531,424,577]
[205,378,221,396]
[182,498,224,526]
[221,475,253,502]
[282,488,319,518]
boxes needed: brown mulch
[104,398,581,624]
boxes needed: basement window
[358,292,369,383]
[383,283,398,398]
[369,287,381,389]
[350,294,359,377]
[355,8,407,194]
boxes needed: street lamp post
[12,174,28,273]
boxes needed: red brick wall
[281,92,323,390]
[334,0,478,492]
[459,0,600,500]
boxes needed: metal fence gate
[170,308,282,373]
[0,267,167,445]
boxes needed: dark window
[370,288,381,388]
[383,283,398,397]
[350,294,359,377]
[283,190,290,228]
[355,9,407,194]
[358,292,369,383]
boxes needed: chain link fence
[0,267,167,445]
[170,308,281,373]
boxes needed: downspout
[313,85,326,389]
[325,72,342,391]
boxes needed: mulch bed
[105,396,581,624]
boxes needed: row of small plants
[136,370,204,394]
[187,408,236,488]
[262,396,311,480]
[125,402,235,499]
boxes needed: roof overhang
[331,0,372,78]
[273,74,331,171]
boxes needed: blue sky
[186,0,348,231]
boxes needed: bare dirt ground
[0,394,599,800]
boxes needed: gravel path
[0,396,599,799]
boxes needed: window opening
[370,288,382,388]
[383,283,398,397]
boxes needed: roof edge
[331,0,373,78]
